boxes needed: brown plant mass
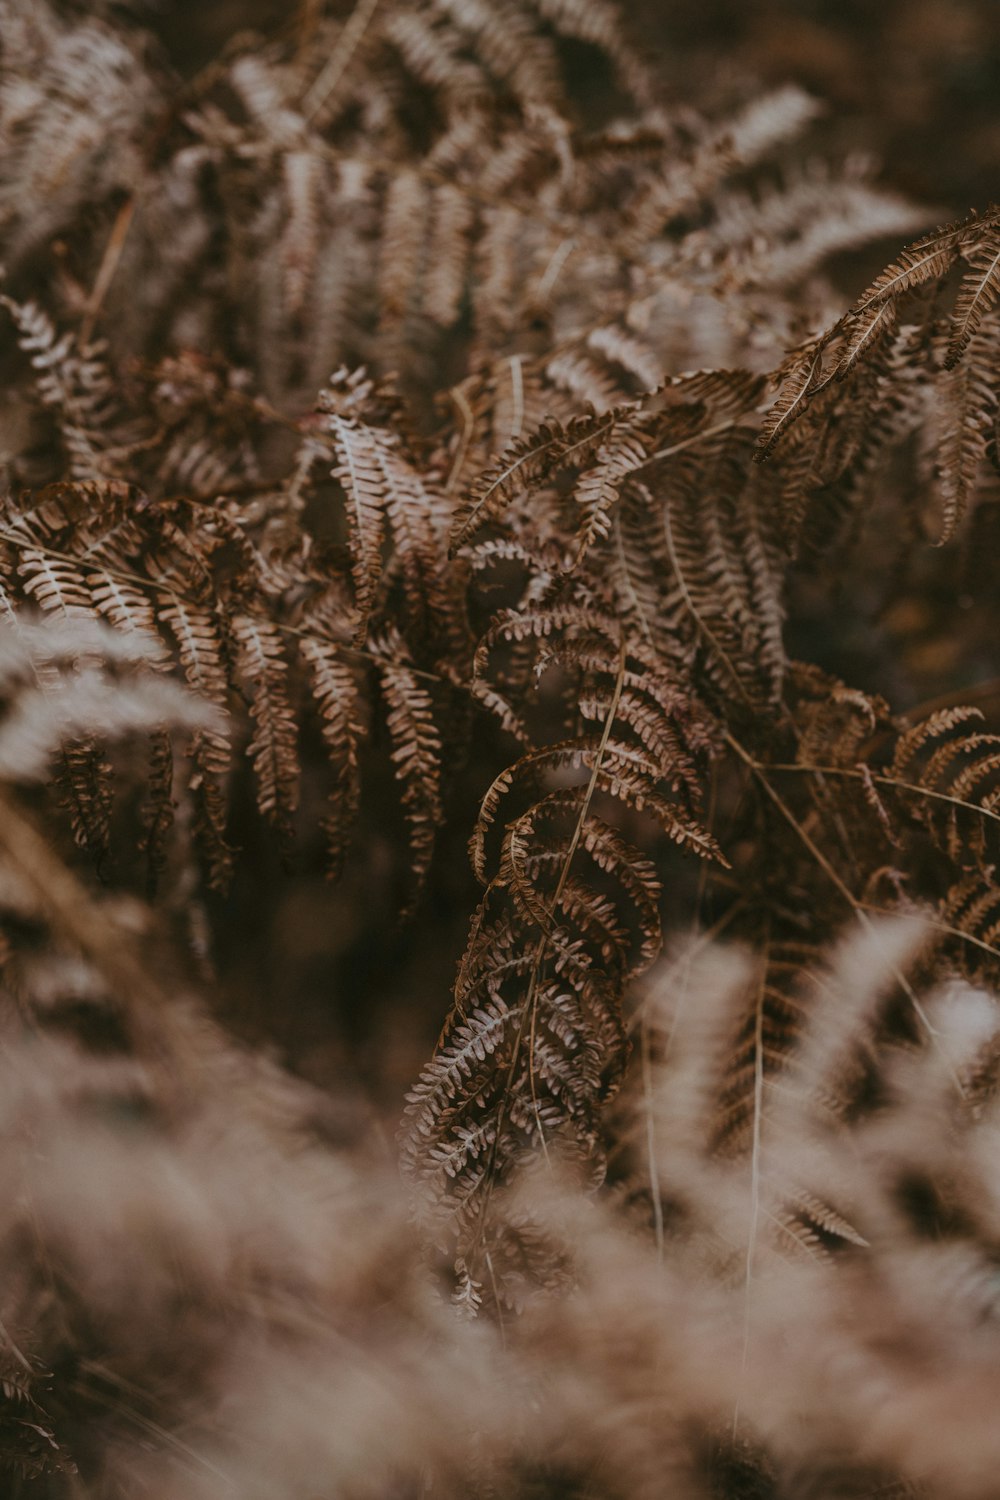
[0,1,998,1495]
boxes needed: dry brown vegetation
[0,1,999,1495]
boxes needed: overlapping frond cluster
[1,0,922,413]
[403,217,1000,1288]
[757,204,1000,545]
[0,0,931,915]
[0,297,476,893]
[449,368,791,711]
[687,656,1000,1107]
[401,603,723,1294]
[1,0,1000,1336]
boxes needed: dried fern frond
[232,613,300,839]
[946,222,1000,368]
[375,630,445,907]
[449,408,635,556]
[756,207,1000,552]
[0,4,156,267]
[402,608,725,1291]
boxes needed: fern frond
[376,638,443,904]
[157,599,233,889]
[940,874,1000,974]
[377,169,430,335]
[320,405,388,644]
[946,226,1000,368]
[930,348,997,542]
[834,298,900,380]
[715,84,822,168]
[587,324,665,392]
[712,937,813,1155]
[450,410,629,555]
[892,706,987,780]
[424,183,476,328]
[87,570,171,665]
[851,220,968,313]
[232,614,300,836]
[2,297,134,481]
[19,552,96,622]
[754,344,825,460]
[571,421,650,560]
[434,0,561,104]
[545,349,628,414]
[299,637,365,878]
[888,707,1000,863]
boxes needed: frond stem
[303,0,381,120]
[764,758,1000,830]
[724,731,961,1086]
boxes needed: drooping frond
[2,295,135,482]
[310,367,463,654]
[299,638,366,879]
[375,634,444,906]
[929,340,998,543]
[570,420,651,560]
[232,614,300,840]
[318,388,390,643]
[754,343,825,461]
[755,207,1000,552]
[946,224,1000,368]
[851,217,970,314]
[157,599,233,889]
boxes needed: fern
[0,0,999,1409]
[232,614,300,838]
[401,614,723,1289]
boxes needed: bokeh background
[150,0,1000,212]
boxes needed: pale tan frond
[321,404,388,643]
[571,422,650,560]
[19,552,96,622]
[715,84,822,168]
[87,570,171,665]
[424,183,476,328]
[377,169,430,334]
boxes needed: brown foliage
[0,1,998,1495]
